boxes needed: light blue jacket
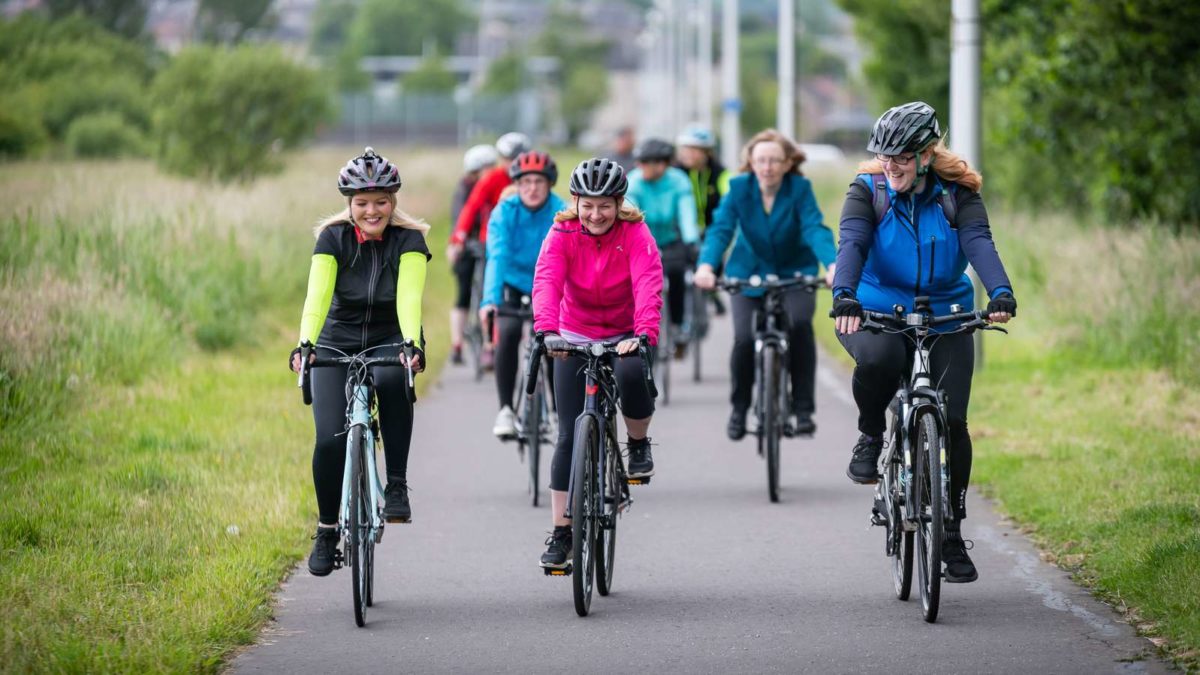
[627,166,699,247]
[482,192,566,307]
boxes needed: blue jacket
[699,173,837,296]
[482,192,566,307]
[831,173,1012,324]
[627,166,699,247]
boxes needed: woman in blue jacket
[479,151,566,438]
[830,101,1017,583]
[694,129,837,440]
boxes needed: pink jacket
[533,219,664,346]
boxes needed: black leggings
[837,329,975,520]
[730,288,817,414]
[493,285,532,409]
[550,352,655,491]
[452,249,477,310]
[662,242,688,327]
[310,339,414,524]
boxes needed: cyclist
[289,147,431,577]
[830,101,1017,583]
[626,137,699,359]
[448,132,533,367]
[675,124,732,315]
[609,125,637,172]
[478,151,566,438]
[448,143,499,365]
[694,129,836,440]
[531,158,663,569]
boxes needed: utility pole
[776,0,795,138]
[720,0,740,168]
[698,0,714,132]
[950,0,985,366]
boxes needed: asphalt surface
[234,310,1166,675]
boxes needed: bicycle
[860,298,1006,623]
[655,273,673,406]
[298,339,418,627]
[493,294,556,507]
[718,274,826,503]
[526,333,656,616]
[681,267,709,383]
[462,239,488,381]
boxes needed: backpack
[865,173,958,228]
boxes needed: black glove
[407,345,427,370]
[829,292,864,320]
[288,346,302,372]
[986,292,1017,317]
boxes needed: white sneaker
[492,406,517,439]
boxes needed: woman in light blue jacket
[694,129,836,441]
[480,151,566,438]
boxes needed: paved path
[235,311,1164,674]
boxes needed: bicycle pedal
[870,510,887,527]
[627,476,651,485]
[543,565,572,576]
[384,516,411,524]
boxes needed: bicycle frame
[563,350,619,521]
[340,382,385,539]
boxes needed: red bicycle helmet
[508,151,558,185]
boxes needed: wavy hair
[738,128,806,175]
[856,140,982,192]
[314,192,430,237]
[553,197,645,224]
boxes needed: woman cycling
[626,137,699,358]
[694,129,836,441]
[289,147,431,577]
[478,151,566,439]
[447,143,499,364]
[830,101,1017,583]
[531,158,663,569]
[676,124,732,315]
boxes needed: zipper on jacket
[362,243,378,350]
[911,194,921,298]
[928,235,936,285]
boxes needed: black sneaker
[540,525,572,568]
[307,526,339,577]
[942,530,979,583]
[627,437,655,478]
[790,412,816,437]
[727,408,748,441]
[383,480,412,523]
[846,434,884,484]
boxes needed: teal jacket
[482,192,566,307]
[699,173,836,295]
[627,166,699,247]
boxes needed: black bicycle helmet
[337,147,401,196]
[633,137,675,163]
[867,101,941,156]
[568,157,628,198]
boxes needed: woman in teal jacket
[694,129,836,440]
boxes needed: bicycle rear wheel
[595,429,621,596]
[763,347,781,503]
[915,412,943,622]
[571,415,598,616]
[348,426,369,627]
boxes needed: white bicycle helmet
[463,144,499,173]
[495,132,532,159]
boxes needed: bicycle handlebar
[861,307,1008,336]
[717,273,827,294]
[299,340,419,406]
[524,332,658,399]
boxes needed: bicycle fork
[340,385,385,546]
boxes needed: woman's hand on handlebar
[694,263,717,290]
[831,293,864,336]
[478,304,495,328]
[402,347,425,373]
[290,346,315,374]
[615,338,641,355]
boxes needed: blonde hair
[553,196,645,224]
[498,184,519,202]
[738,128,806,175]
[314,192,430,237]
[856,140,983,192]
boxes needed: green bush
[152,45,330,182]
[40,72,153,138]
[65,112,147,158]
[0,102,48,158]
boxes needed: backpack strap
[866,173,891,224]
[937,181,959,229]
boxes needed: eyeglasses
[875,153,916,167]
[752,157,787,168]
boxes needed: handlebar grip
[401,341,417,404]
[300,343,314,406]
[525,333,545,395]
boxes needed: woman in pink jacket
[532,157,663,570]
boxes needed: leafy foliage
[537,4,610,141]
[481,51,525,96]
[65,110,147,157]
[346,0,471,57]
[43,0,148,39]
[194,0,275,44]
[402,54,458,94]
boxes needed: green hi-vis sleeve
[298,254,337,345]
[396,251,427,343]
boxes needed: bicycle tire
[692,329,702,382]
[763,347,781,503]
[365,522,375,607]
[528,386,542,507]
[595,429,620,596]
[915,411,943,622]
[886,454,914,601]
[571,415,598,616]
[348,425,368,627]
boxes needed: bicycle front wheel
[571,415,599,616]
[595,429,621,596]
[763,347,781,503]
[885,452,913,601]
[528,387,542,507]
[348,426,369,627]
[915,412,943,622]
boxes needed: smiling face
[878,146,935,193]
[350,191,394,238]
[577,195,620,235]
[517,174,550,210]
[750,141,792,191]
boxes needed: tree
[194,0,275,44]
[44,0,148,39]
[537,3,610,141]
[481,51,524,96]
[402,54,457,94]
[309,0,356,59]
[346,0,470,57]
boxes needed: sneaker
[672,337,688,361]
[540,525,572,568]
[846,434,884,484]
[450,344,464,365]
[480,348,495,372]
[727,408,748,441]
[791,412,816,436]
[492,405,517,439]
[627,437,655,478]
[711,293,727,316]
[307,526,339,576]
[942,529,979,583]
[383,480,412,522]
